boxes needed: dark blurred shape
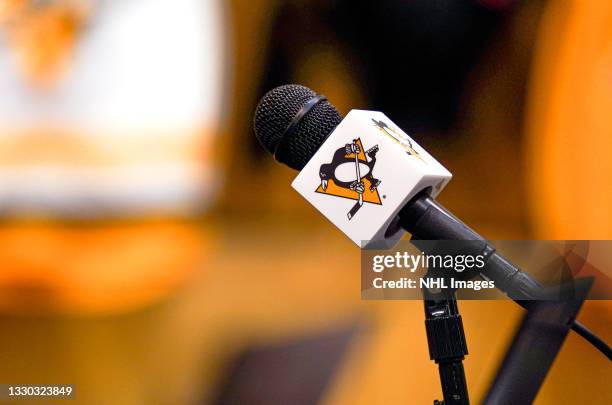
[332,0,509,131]
[484,278,593,404]
[254,0,513,140]
[212,324,359,405]
[254,84,342,170]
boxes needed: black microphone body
[398,193,543,301]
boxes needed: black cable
[517,301,611,360]
[571,320,612,361]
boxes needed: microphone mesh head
[253,84,343,170]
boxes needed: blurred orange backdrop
[0,1,610,404]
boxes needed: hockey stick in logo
[347,140,364,220]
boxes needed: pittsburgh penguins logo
[372,119,425,162]
[316,138,382,220]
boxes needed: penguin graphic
[318,139,381,220]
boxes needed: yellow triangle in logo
[315,138,382,205]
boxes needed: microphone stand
[417,240,470,405]
[399,192,535,404]
[423,284,469,405]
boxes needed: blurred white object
[0,0,227,217]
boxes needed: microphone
[253,84,542,300]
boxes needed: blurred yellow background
[0,0,610,404]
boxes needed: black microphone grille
[253,84,343,170]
